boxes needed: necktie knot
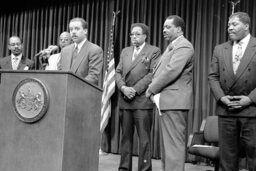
[132,46,140,61]
[233,41,243,74]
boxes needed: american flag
[100,31,116,133]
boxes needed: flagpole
[99,10,120,155]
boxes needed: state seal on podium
[12,78,50,123]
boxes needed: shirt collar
[172,35,184,45]
[234,34,251,46]
[135,42,146,51]
[74,38,87,52]
[11,54,22,60]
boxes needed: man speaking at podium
[0,36,34,70]
[58,17,103,86]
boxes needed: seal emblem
[12,78,49,123]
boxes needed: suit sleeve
[133,47,161,95]
[148,44,193,95]
[85,47,103,85]
[208,46,225,101]
[115,50,126,90]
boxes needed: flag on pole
[100,19,116,133]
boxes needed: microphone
[35,45,59,57]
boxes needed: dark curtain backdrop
[1,0,256,159]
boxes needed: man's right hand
[220,95,242,109]
[121,86,136,99]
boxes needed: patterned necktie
[132,47,140,61]
[12,57,19,70]
[233,41,243,74]
[70,46,78,67]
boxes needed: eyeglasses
[129,33,143,37]
[9,43,22,46]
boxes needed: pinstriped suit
[209,36,256,170]
[116,43,161,171]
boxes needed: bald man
[44,32,72,70]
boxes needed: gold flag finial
[229,0,240,14]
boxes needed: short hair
[9,36,22,44]
[229,12,251,27]
[131,23,149,38]
[166,15,185,32]
[69,17,88,29]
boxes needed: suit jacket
[147,36,194,110]
[115,43,161,109]
[59,40,103,86]
[208,36,256,117]
[0,55,34,70]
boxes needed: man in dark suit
[0,36,34,70]
[146,15,194,171]
[208,12,256,171]
[59,17,103,86]
[115,23,161,171]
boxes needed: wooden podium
[0,70,102,171]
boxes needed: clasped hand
[220,95,252,110]
[122,86,136,99]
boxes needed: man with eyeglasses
[0,36,34,70]
[115,23,161,171]
[39,32,72,70]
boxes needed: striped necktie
[132,46,140,61]
[233,41,243,74]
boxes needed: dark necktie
[70,46,78,67]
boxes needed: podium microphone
[35,45,59,57]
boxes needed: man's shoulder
[0,56,10,63]
[145,43,161,51]
[86,41,103,51]
[214,41,231,50]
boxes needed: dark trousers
[219,116,256,171]
[118,109,153,171]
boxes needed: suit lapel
[128,44,149,72]
[223,42,236,81]
[235,37,256,79]
[122,46,135,78]
[17,55,27,70]
[71,41,89,72]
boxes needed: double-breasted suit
[146,35,194,171]
[115,43,161,171]
[209,37,256,117]
[208,36,256,170]
[0,55,34,70]
[59,40,103,86]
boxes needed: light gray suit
[59,40,103,86]
[147,35,194,171]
